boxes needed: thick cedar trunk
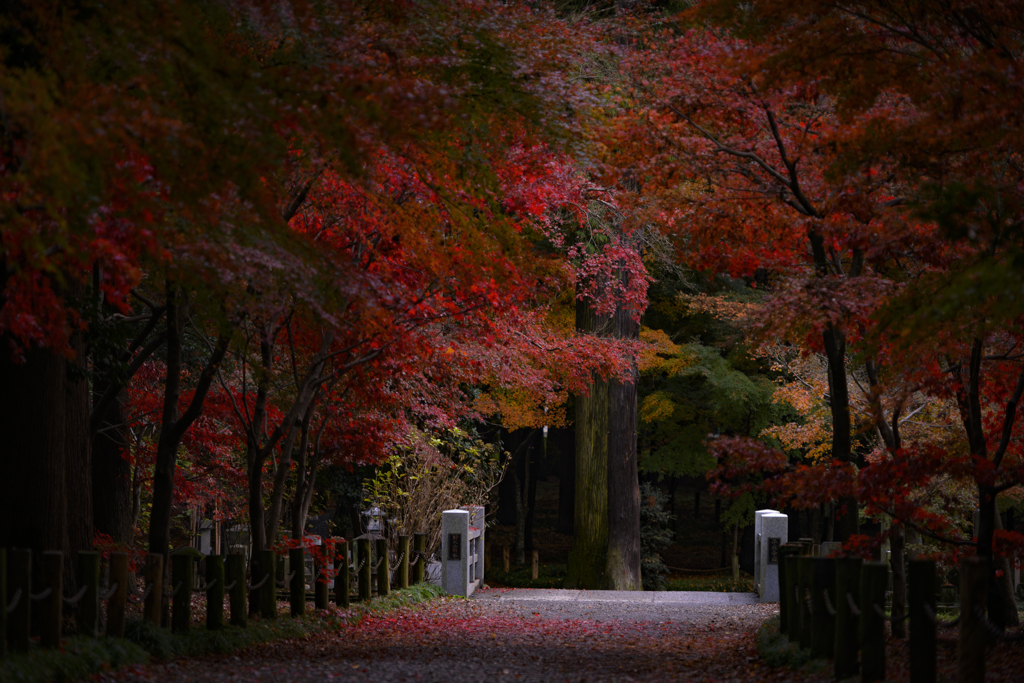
[566,298,610,589]
[557,426,575,535]
[0,344,69,559]
[606,302,641,590]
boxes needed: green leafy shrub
[640,481,674,590]
[486,562,567,589]
[756,615,810,668]
[665,574,754,592]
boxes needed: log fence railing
[775,546,1022,683]
[0,533,432,656]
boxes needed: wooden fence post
[908,559,936,683]
[7,549,30,652]
[171,553,193,634]
[289,548,305,617]
[357,538,372,601]
[413,533,426,584]
[798,556,814,649]
[860,561,888,683]
[76,551,101,638]
[958,556,988,683]
[254,550,276,619]
[143,553,163,627]
[502,545,510,573]
[206,554,225,630]
[834,557,862,680]
[107,552,129,638]
[531,551,539,580]
[398,535,410,590]
[0,548,5,658]
[226,553,246,628]
[41,551,62,648]
[783,553,799,639]
[376,538,390,597]
[811,557,835,659]
[335,540,350,609]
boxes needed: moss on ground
[0,583,446,683]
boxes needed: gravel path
[110,589,810,683]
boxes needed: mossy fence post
[0,548,5,658]
[40,551,63,648]
[776,544,796,637]
[958,556,988,683]
[834,556,862,680]
[376,538,390,597]
[107,551,129,637]
[7,548,30,652]
[908,558,936,683]
[783,552,799,639]
[398,535,410,589]
[413,533,426,584]
[357,538,372,601]
[811,556,835,659]
[860,561,888,683]
[77,551,101,637]
[335,540,350,609]
[206,554,225,630]
[226,553,247,627]
[171,553,193,634]
[798,556,814,649]
[289,547,306,617]
[143,553,163,626]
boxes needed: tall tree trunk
[149,282,230,561]
[92,388,133,545]
[557,426,575,535]
[606,296,641,590]
[525,439,538,555]
[566,298,610,589]
[149,282,185,561]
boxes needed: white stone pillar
[754,509,778,595]
[441,510,471,596]
[760,512,788,603]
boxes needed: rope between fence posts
[352,558,366,574]
[224,580,237,591]
[921,603,959,628]
[127,584,153,604]
[974,604,1024,642]
[277,571,297,588]
[248,574,269,590]
[846,593,861,617]
[822,590,837,616]
[62,585,89,605]
[6,588,21,614]
[101,583,119,601]
[371,558,383,572]
[805,593,814,615]
[30,587,52,601]
[195,578,218,592]
[162,582,184,599]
